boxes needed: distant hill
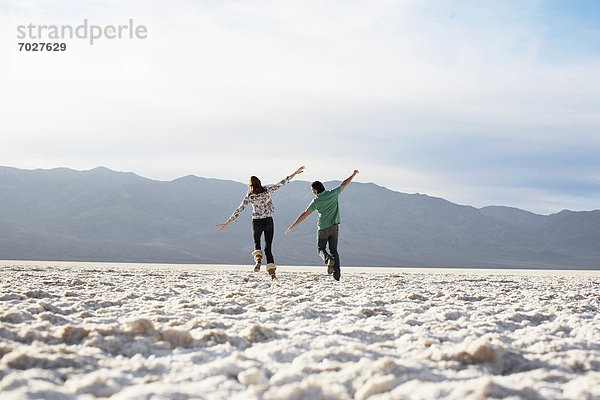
[1,166,599,269]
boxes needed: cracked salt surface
[0,262,599,399]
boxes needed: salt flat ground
[1,262,599,400]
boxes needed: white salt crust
[0,262,599,399]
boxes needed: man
[286,170,359,281]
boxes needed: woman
[217,166,304,279]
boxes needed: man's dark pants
[317,224,340,280]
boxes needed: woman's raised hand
[293,166,305,177]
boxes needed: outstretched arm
[216,196,249,230]
[286,209,312,234]
[341,169,359,190]
[216,219,232,230]
[268,165,305,193]
[290,165,305,179]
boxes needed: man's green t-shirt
[307,185,343,230]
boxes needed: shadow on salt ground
[427,338,556,376]
[333,329,395,344]
[445,378,548,400]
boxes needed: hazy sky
[1,0,599,214]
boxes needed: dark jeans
[317,224,340,276]
[252,217,274,264]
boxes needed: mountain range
[0,166,599,269]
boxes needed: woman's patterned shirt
[229,175,291,221]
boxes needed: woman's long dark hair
[249,176,266,194]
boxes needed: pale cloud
[1,0,599,214]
